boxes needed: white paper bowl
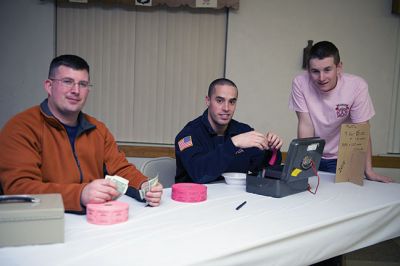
[222,172,246,186]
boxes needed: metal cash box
[0,193,64,247]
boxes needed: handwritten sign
[335,123,370,185]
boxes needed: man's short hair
[48,54,90,78]
[308,41,341,67]
[208,78,238,97]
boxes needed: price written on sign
[336,123,370,185]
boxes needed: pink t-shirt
[288,72,375,159]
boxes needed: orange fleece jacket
[0,100,147,212]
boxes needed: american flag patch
[178,136,193,151]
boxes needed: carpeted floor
[345,237,400,266]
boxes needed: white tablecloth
[1,172,400,266]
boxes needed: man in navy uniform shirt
[175,78,283,183]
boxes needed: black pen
[236,201,247,210]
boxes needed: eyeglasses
[49,77,93,90]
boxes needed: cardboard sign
[335,123,370,185]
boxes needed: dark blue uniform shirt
[175,110,281,183]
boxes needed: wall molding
[119,145,400,169]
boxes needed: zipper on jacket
[62,124,84,183]
[73,151,84,184]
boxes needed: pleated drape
[57,5,226,144]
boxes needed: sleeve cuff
[126,186,146,202]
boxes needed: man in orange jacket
[0,54,163,213]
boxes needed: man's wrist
[231,135,239,147]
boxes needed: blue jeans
[319,159,337,173]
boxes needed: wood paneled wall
[119,145,400,168]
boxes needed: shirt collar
[40,99,96,134]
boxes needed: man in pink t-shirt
[289,41,392,183]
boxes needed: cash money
[105,175,129,199]
[139,175,159,200]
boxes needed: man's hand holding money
[81,179,120,206]
[105,175,129,200]
[141,179,163,207]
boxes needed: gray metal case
[0,193,64,247]
[246,137,325,198]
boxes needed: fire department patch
[335,104,349,118]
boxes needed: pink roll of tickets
[171,183,207,203]
[87,201,129,225]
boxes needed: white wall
[226,0,400,155]
[1,0,399,160]
[0,0,55,128]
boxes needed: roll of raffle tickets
[171,183,207,203]
[87,201,129,225]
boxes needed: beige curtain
[57,4,226,144]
